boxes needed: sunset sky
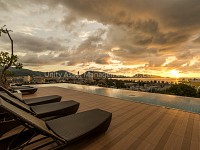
[0,0,200,78]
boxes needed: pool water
[35,83,200,114]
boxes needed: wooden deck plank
[19,87,200,150]
[153,112,179,150]
[109,109,166,150]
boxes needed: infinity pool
[35,83,200,114]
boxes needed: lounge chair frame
[0,91,79,137]
[0,98,112,150]
[0,86,61,106]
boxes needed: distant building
[190,80,200,88]
[87,72,94,82]
[125,83,137,88]
[32,76,45,84]
[197,86,200,93]
[23,76,31,83]
[12,76,23,83]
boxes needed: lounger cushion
[31,100,79,118]
[11,86,38,95]
[1,86,62,106]
[24,95,61,106]
[11,86,32,90]
[46,109,112,142]
[0,90,80,122]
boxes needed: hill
[5,67,75,77]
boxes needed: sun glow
[170,69,180,78]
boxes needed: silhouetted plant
[0,25,23,88]
[165,83,197,97]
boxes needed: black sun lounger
[0,86,61,106]
[0,91,79,118]
[0,91,79,136]
[0,98,112,150]
[11,85,38,95]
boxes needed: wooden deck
[21,87,200,149]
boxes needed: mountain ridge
[1,67,163,78]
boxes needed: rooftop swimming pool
[35,83,200,114]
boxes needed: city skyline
[0,0,200,78]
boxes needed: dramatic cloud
[0,0,200,77]
[0,1,8,11]
[19,53,64,66]
[58,0,200,30]
[59,29,111,66]
[193,36,200,43]
[1,33,66,52]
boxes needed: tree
[0,25,23,88]
[165,83,197,97]
[115,80,125,88]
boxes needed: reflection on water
[35,83,200,114]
